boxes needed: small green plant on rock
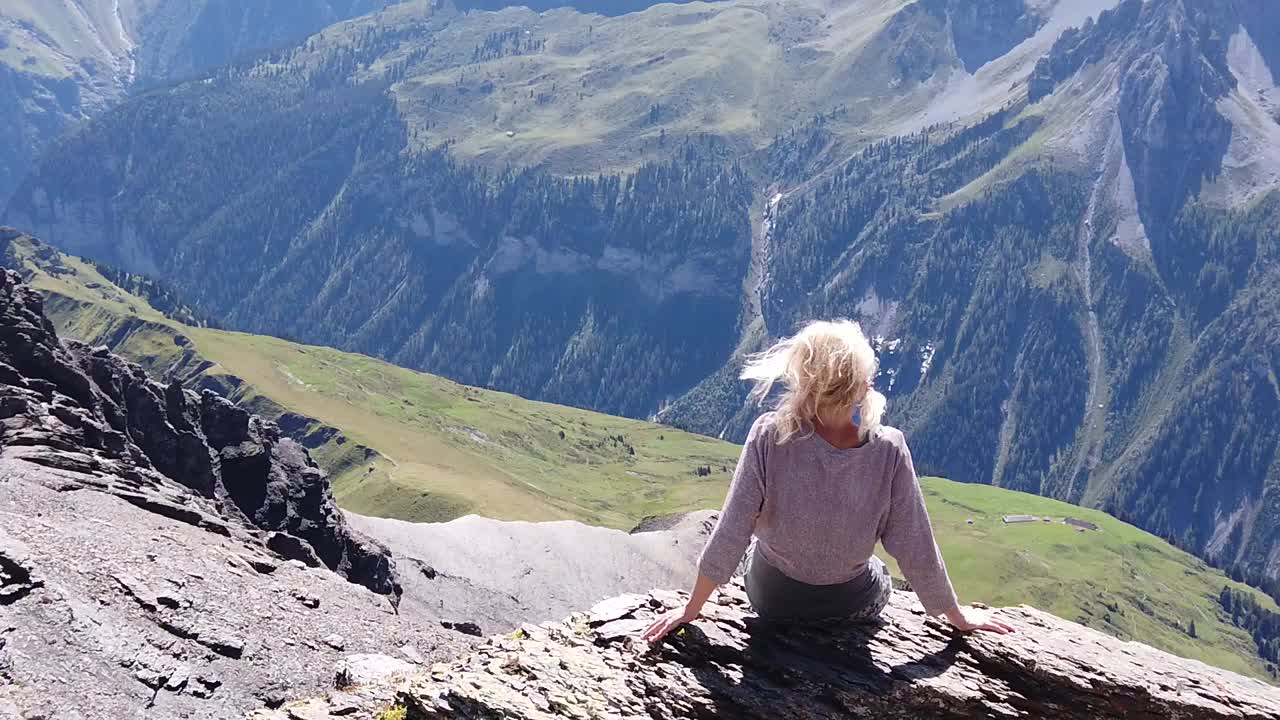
[375,705,407,720]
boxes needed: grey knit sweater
[697,412,960,616]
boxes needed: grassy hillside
[0,0,134,80]
[275,0,1037,176]
[904,479,1277,680]
[10,236,739,528]
[7,234,1280,681]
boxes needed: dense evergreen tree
[1221,587,1280,676]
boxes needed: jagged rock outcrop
[1029,0,1247,229]
[0,267,396,597]
[258,580,1280,720]
[0,268,472,718]
[3,228,397,496]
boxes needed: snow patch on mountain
[920,343,937,378]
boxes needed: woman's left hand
[641,606,700,644]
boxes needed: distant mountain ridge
[5,0,1280,606]
[0,0,396,205]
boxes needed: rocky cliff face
[1030,0,1244,230]
[254,579,1280,720]
[0,268,472,718]
[0,267,397,598]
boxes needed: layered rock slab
[266,581,1280,720]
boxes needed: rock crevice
[0,533,41,605]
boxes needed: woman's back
[698,412,959,616]
[747,412,899,583]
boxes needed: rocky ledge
[0,267,476,718]
[258,580,1280,720]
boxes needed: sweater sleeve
[879,435,959,616]
[697,418,768,585]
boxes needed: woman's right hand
[944,605,1015,634]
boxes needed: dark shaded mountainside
[260,581,1280,720]
[5,0,1280,615]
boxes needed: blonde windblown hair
[741,320,886,444]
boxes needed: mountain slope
[5,0,1280,614]
[9,229,1280,681]
[3,231,742,528]
[270,0,1062,175]
[0,0,395,205]
[667,0,1280,592]
[0,0,1072,418]
[4,74,758,419]
[0,263,474,718]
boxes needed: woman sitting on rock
[643,320,1012,643]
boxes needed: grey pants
[745,545,892,622]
